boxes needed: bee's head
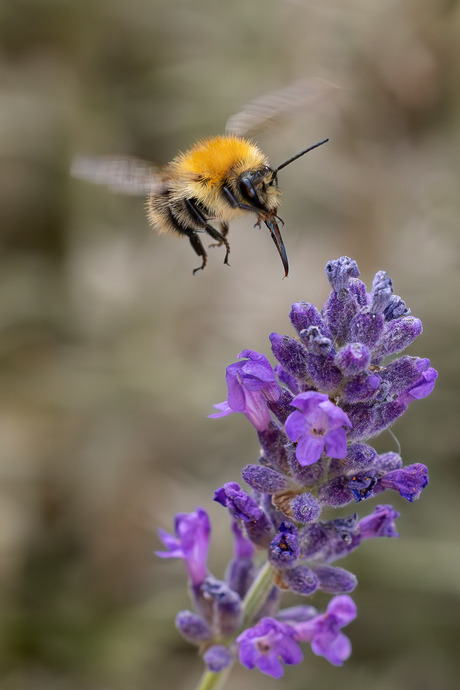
[238,165,281,213]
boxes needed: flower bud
[175,610,211,644]
[313,565,357,593]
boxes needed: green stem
[194,666,233,690]
[241,560,274,626]
[194,562,275,690]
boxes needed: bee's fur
[147,135,282,274]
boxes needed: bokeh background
[1,1,459,688]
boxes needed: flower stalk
[241,561,275,627]
[194,666,233,690]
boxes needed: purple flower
[214,482,274,547]
[209,350,281,431]
[285,392,352,466]
[325,256,360,294]
[347,472,377,502]
[399,366,438,404]
[358,505,400,538]
[294,595,357,666]
[214,482,265,522]
[156,508,210,586]
[269,522,300,569]
[377,463,429,502]
[237,617,303,678]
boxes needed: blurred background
[0,0,459,688]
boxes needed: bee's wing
[225,77,338,137]
[71,156,165,195]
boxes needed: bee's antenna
[275,138,329,173]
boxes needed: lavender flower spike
[285,391,352,465]
[209,349,281,431]
[157,256,436,688]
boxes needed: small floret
[156,508,210,586]
[285,392,351,465]
[237,617,303,678]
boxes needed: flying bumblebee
[72,79,332,277]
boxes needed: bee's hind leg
[185,199,230,267]
[205,223,230,266]
[206,222,230,265]
[188,231,208,275]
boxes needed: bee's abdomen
[147,190,211,237]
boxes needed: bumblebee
[72,79,331,276]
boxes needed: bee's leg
[206,221,229,251]
[187,230,208,275]
[222,186,261,214]
[203,223,230,266]
[185,199,230,266]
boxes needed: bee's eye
[240,177,257,201]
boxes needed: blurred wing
[225,78,338,137]
[71,156,164,195]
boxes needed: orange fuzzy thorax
[170,135,268,185]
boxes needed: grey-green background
[0,1,459,689]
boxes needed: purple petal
[277,635,304,665]
[226,368,247,411]
[285,410,307,442]
[296,434,324,466]
[208,401,233,419]
[313,630,352,666]
[319,399,352,428]
[402,367,438,403]
[324,427,348,459]
[241,361,275,384]
[256,655,284,678]
[290,391,329,414]
[243,389,272,431]
[326,595,357,626]
[358,505,400,538]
